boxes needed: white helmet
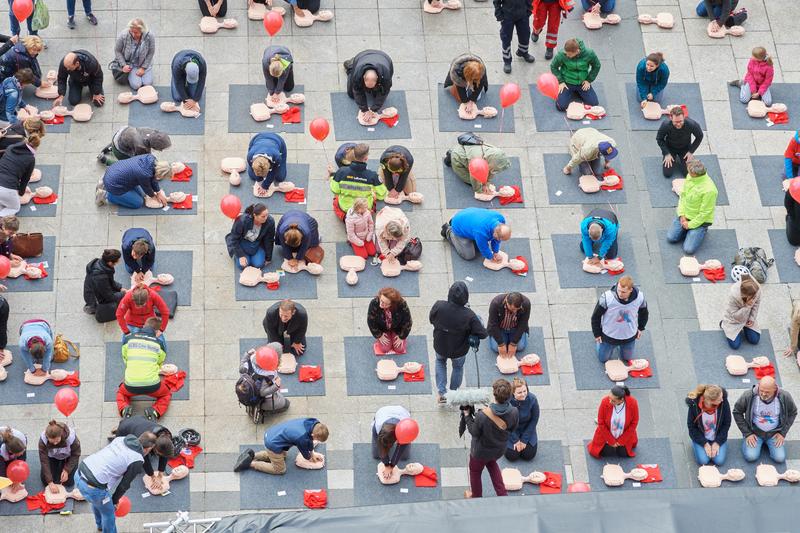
[731,264,750,282]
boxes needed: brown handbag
[13,232,44,258]
[304,246,325,265]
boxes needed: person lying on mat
[733,376,797,463]
[656,106,703,179]
[96,154,175,209]
[54,50,105,108]
[330,143,387,220]
[274,210,324,267]
[368,288,412,355]
[441,207,511,262]
[247,132,288,194]
[373,405,412,480]
[112,415,175,489]
[445,135,510,195]
[263,45,295,99]
[487,292,530,357]
[580,208,619,264]
[562,127,617,177]
[39,420,81,492]
[97,126,172,166]
[591,276,648,363]
[344,49,394,121]
[378,145,417,198]
[443,53,488,103]
[226,202,275,270]
[327,142,357,177]
[117,317,170,421]
[686,384,731,466]
[234,418,329,474]
[239,341,289,415]
[665,159,717,255]
[375,206,414,264]
[550,38,601,112]
[263,299,307,357]
[19,318,54,376]
[635,52,669,107]
[587,385,639,458]
[116,285,169,338]
[83,248,127,323]
[170,50,206,112]
[0,68,34,124]
[121,227,156,281]
[506,378,539,462]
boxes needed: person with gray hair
[112,18,155,90]
[666,158,718,254]
[580,208,618,264]
[376,206,413,263]
[170,50,206,112]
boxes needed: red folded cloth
[52,372,81,387]
[168,445,203,469]
[162,370,186,392]
[380,113,400,128]
[637,464,662,483]
[754,364,776,378]
[299,365,323,382]
[171,166,193,182]
[511,256,529,276]
[600,169,624,191]
[282,106,301,124]
[33,193,58,204]
[403,366,425,382]
[627,364,653,378]
[285,188,306,203]
[43,115,64,125]
[768,111,789,124]
[498,185,523,205]
[151,284,162,292]
[520,362,543,375]
[414,466,438,487]
[171,194,193,209]
[266,281,280,290]
[539,471,562,494]
[703,266,726,282]
[606,258,624,276]
[24,263,48,280]
[26,492,65,514]
[303,489,327,509]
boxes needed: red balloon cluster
[468,158,489,184]
[54,388,78,417]
[115,495,131,517]
[394,418,419,445]
[220,194,241,220]
[309,118,330,142]
[255,345,278,371]
[263,11,283,36]
[537,73,559,101]
[6,460,29,483]
[499,83,521,108]
[11,0,32,23]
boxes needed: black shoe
[503,63,512,74]
[532,31,539,43]
[87,13,98,25]
[443,149,452,167]
[120,406,133,419]
[545,48,554,60]
[97,153,108,165]
[83,305,96,315]
[233,449,255,472]
[440,223,449,240]
[144,406,159,421]
[516,51,535,63]
[728,80,741,88]
[67,17,76,29]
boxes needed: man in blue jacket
[275,210,322,266]
[247,132,288,194]
[580,208,619,265]
[121,228,155,282]
[170,50,206,113]
[441,207,511,261]
[235,418,329,474]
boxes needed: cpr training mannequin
[265,92,305,109]
[282,259,323,275]
[604,359,650,381]
[247,2,285,19]
[221,157,246,186]
[144,465,189,495]
[566,102,607,120]
[697,465,745,488]
[423,0,462,14]
[238,266,279,287]
[278,353,297,374]
[380,258,422,278]
[641,102,679,120]
[43,485,85,504]
[582,257,624,274]
[707,22,745,38]
[724,355,770,376]
[578,172,620,193]
[293,5,333,28]
[0,349,11,381]
[746,100,787,118]
[161,101,201,118]
[19,186,55,205]
[678,257,722,277]
[483,251,524,272]
[53,104,93,122]
[458,101,497,120]
[296,450,325,469]
[117,85,159,104]
[252,180,297,199]
[0,483,27,502]
[359,107,398,127]
[383,191,423,205]
[496,353,540,374]
[582,12,621,29]
[199,17,238,34]
[601,464,647,486]
[129,271,174,288]
[376,360,422,381]
[34,71,58,98]
[637,12,675,29]
[339,255,366,285]
[377,462,423,485]
[501,468,546,491]
[756,464,800,487]
[144,191,190,209]
[24,367,74,386]
[6,260,46,279]
[474,184,516,202]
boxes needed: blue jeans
[666,218,708,255]
[695,2,721,18]
[726,327,760,349]
[489,331,528,353]
[742,434,786,463]
[739,83,772,106]
[435,354,466,397]
[107,186,146,209]
[237,247,267,270]
[692,441,728,466]
[556,83,599,111]
[76,475,118,533]
[8,0,36,35]
[128,66,154,91]
[581,0,615,13]
[596,338,635,362]
[67,0,93,17]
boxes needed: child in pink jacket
[731,46,774,106]
[345,197,377,259]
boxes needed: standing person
[247,132,288,194]
[239,342,289,416]
[112,19,155,90]
[368,287,412,355]
[493,0,535,73]
[562,127,617,176]
[487,292,531,357]
[375,207,413,264]
[733,376,796,463]
[226,203,275,270]
[730,47,774,106]
[665,159,718,254]
[656,106,704,178]
[591,276,649,363]
[67,0,98,29]
[550,38,601,111]
[330,143,387,220]
[532,0,572,61]
[0,68,33,124]
[235,418,329,475]
[199,0,227,17]
[345,198,377,260]
[372,405,412,481]
[429,281,488,403]
[463,379,519,498]
[587,386,639,458]
[274,210,324,267]
[170,50,206,113]
[263,299,307,357]
[7,0,37,36]
[784,130,800,181]
[97,126,171,166]
[344,49,394,121]
[39,420,81,491]
[0,426,26,476]
[580,208,619,263]
[444,54,489,104]
[83,249,126,322]
[97,154,173,209]
[18,318,53,376]
[0,36,43,86]
[0,125,40,216]
[53,50,105,107]
[378,145,416,198]
[441,207,512,262]
[121,227,155,279]
[116,286,169,337]
[77,433,155,533]
[116,317,170,420]
[113,416,175,491]
[262,45,294,100]
[635,52,669,106]
[721,273,761,349]
[505,378,539,461]
[686,384,731,466]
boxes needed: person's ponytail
[27,132,42,150]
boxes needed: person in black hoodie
[112,415,175,491]
[430,281,488,403]
[263,299,308,356]
[0,132,41,216]
[83,249,126,322]
[54,50,105,108]
[225,203,275,269]
[686,384,731,466]
[464,378,519,498]
[344,49,393,121]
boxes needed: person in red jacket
[587,385,639,458]
[532,0,573,61]
[784,130,800,180]
[115,285,168,338]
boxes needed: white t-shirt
[701,411,717,441]
[752,395,780,433]
[244,223,262,243]
[610,403,626,439]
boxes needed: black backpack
[235,359,264,408]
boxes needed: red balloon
[6,460,29,483]
[115,495,131,517]
[263,11,283,36]
[220,194,241,220]
[11,0,33,22]
[309,118,330,142]
[568,482,591,493]
[790,178,800,204]
[499,82,521,108]
[255,346,278,371]
[394,418,419,445]
[537,73,559,101]
[0,255,9,279]
[54,388,78,417]
[468,158,489,184]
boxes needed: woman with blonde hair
[262,45,295,98]
[0,35,44,87]
[443,54,488,104]
[730,46,774,106]
[721,273,761,349]
[686,384,731,466]
[113,18,155,89]
[97,154,173,209]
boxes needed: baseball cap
[598,141,618,160]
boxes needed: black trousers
[787,215,800,246]
[198,0,228,17]
[500,16,531,64]
[40,456,77,488]
[0,296,8,350]
[66,76,92,106]
[504,442,538,462]
[662,149,689,178]
[600,444,632,457]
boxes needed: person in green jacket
[666,159,718,254]
[116,317,171,421]
[445,139,511,194]
[550,38,601,111]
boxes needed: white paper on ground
[277,490,287,496]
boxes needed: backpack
[732,247,773,284]
[53,334,79,363]
[235,359,264,408]
[31,0,50,31]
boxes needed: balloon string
[499,107,505,135]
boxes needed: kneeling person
[116,317,171,420]
[235,418,329,475]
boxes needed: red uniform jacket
[115,287,169,333]
[587,395,639,458]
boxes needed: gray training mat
[227,163,309,215]
[544,153,627,205]
[3,235,56,293]
[21,86,71,133]
[0,345,80,404]
[343,335,431,396]
[238,337,325,397]
[127,463,191,513]
[352,443,441,506]
[0,453,46,515]
[689,329,780,390]
[238,444,328,510]
[751,155,786,207]
[127,87,206,135]
[656,229,738,284]
[769,229,798,283]
[584,437,677,492]
[690,439,800,489]
[329,91,412,141]
[115,250,194,306]
[474,327,550,387]
[450,238,536,294]
[728,84,800,131]
[114,163,199,216]
[335,242,420,298]
[227,84,305,133]
[19,165,60,217]
[232,259,318,301]
[443,157,525,209]
[624,83,707,131]
[551,234,639,289]
[103,340,191,402]
[436,84,515,133]
[568,331,659,391]
[479,440,566,496]
[528,82,614,132]
[641,155,728,208]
